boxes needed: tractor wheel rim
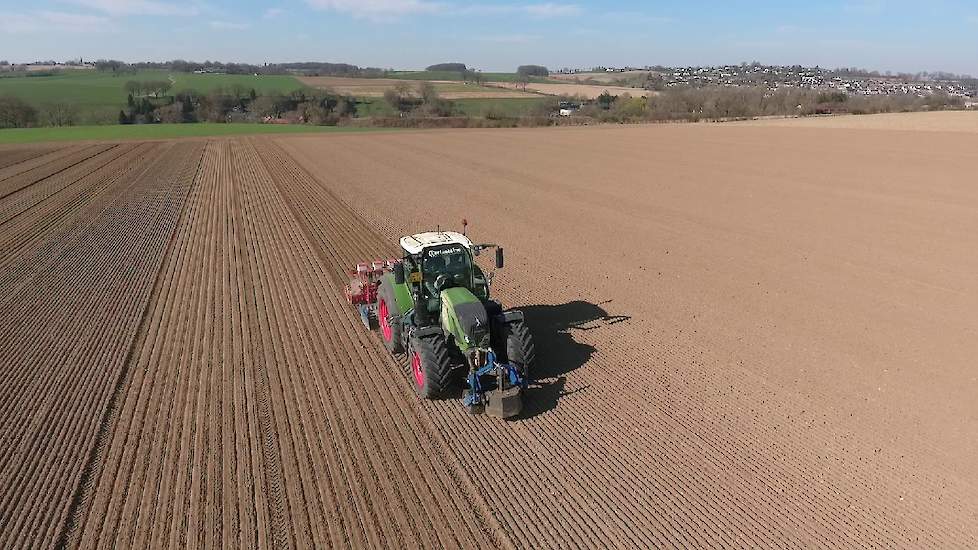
[379,299,391,341]
[411,351,424,387]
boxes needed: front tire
[409,334,455,399]
[504,319,536,383]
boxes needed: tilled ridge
[4,120,976,550]
[275,129,978,549]
[0,141,204,550]
[0,144,70,173]
[62,139,505,549]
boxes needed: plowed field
[1,117,977,548]
[488,81,652,98]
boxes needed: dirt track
[1,116,977,548]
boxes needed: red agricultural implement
[344,260,397,330]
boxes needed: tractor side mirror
[473,247,480,256]
[495,248,504,269]
[394,262,405,285]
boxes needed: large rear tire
[377,283,404,354]
[504,319,536,383]
[409,333,455,399]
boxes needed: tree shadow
[515,300,630,420]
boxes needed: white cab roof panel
[400,231,473,255]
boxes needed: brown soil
[1,116,977,548]
[739,110,978,132]
[551,70,654,84]
[489,81,651,98]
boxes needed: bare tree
[124,80,142,97]
[0,95,38,128]
[416,82,453,117]
[383,82,416,112]
[419,81,439,104]
[156,103,185,123]
[231,83,247,100]
[251,95,280,118]
[147,80,170,97]
[40,102,77,127]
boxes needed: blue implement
[463,349,524,417]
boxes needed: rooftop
[399,231,472,255]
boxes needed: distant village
[4,59,976,106]
[0,59,96,72]
[555,63,978,102]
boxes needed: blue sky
[2,0,977,74]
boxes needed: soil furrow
[3,119,976,549]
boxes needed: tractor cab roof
[399,231,473,255]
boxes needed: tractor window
[402,255,417,275]
[472,264,488,299]
[422,245,471,291]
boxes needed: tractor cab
[398,231,494,320]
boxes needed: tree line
[517,65,549,77]
[0,96,78,128]
[382,82,454,117]
[426,63,467,72]
[569,86,969,123]
[124,80,173,98]
[118,86,356,125]
[94,59,384,77]
[93,59,555,81]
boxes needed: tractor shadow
[515,300,630,420]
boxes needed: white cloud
[305,0,444,20]
[304,1,581,21]
[263,7,284,18]
[521,3,580,17]
[3,10,111,33]
[474,34,541,43]
[458,3,581,17]
[209,20,250,30]
[64,0,199,16]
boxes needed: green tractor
[344,228,535,418]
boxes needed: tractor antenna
[462,219,468,236]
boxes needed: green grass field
[354,97,552,118]
[353,99,397,117]
[452,97,552,116]
[169,72,306,94]
[0,69,553,135]
[0,123,383,144]
[0,70,307,124]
